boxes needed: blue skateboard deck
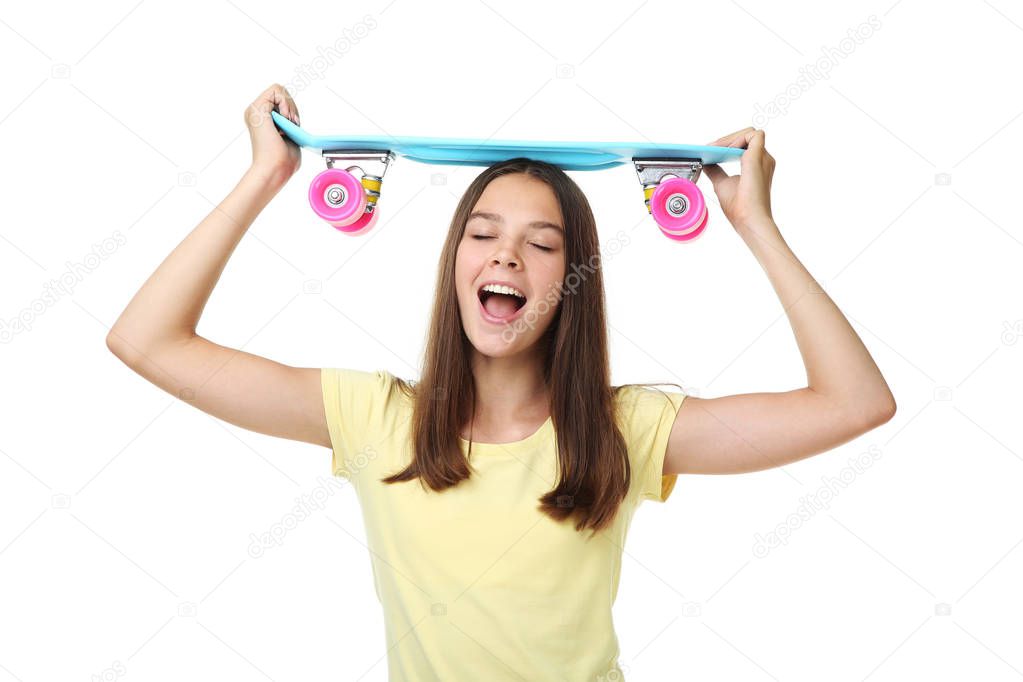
[271,111,744,170]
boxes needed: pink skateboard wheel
[337,206,380,236]
[659,209,709,242]
[650,177,707,238]
[308,168,367,228]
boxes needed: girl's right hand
[244,83,301,188]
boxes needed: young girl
[107,84,896,681]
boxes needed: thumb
[703,163,730,187]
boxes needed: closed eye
[472,235,553,252]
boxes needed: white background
[1,1,1021,680]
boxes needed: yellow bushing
[643,185,657,214]
[361,176,382,207]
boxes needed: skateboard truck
[632,158,708,242]
[309,149,396,234]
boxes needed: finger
[270,84,293,123]
[739,130,767,172]
[706,127,755,147]
[742,129,765,159]
[703,163,730,186]
[281,91,299,126]
[261,83,291,125]
[747,129,765,151]
[285,92,301,126]
[706,128,749,145]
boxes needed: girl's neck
[469,351,549,428]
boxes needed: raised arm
[106,84,331,449]
[665,128,896,476]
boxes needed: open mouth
[477,285,527,321]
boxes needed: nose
[489,244,520,269]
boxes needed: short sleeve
[320,367,404,481]
[615,385,687,504]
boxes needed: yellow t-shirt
[321,367,685,681]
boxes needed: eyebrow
[468,211,564,234]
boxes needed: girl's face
[455,173,567,359]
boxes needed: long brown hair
[383,158,662,536]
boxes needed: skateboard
[271,110,744,241]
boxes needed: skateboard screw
[666,193,689,217]
[325,184,347,207]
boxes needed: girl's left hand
[703,128,776,232]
